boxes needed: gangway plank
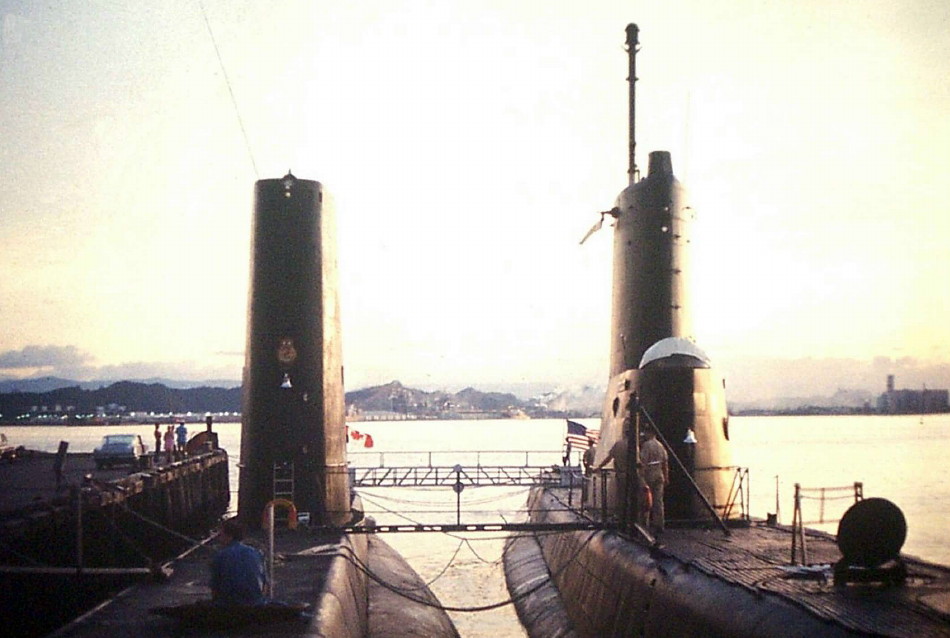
[350,465,570,488]
[338,456,600,533]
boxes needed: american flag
[565,420,600,450]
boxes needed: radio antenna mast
[626,23,640,184]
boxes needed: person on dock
[164,425,175,463]
[210,519,267,606]
[153,423,162,460]
[640,427,669,534]
[175,421,188,457]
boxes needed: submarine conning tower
[598,153,735,525]
[594,24,736,527]
[238,172,350,528]
[609,151,692,377]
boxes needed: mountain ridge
[0,379,596,422]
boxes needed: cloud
[0,345,241,385]
[0,344,93,370]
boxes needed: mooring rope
[337,529,600,613]
[119,502,213,552]
[104,507,153,565]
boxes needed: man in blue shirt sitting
[210,519,267,605]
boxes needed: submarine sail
[593,25,735,528]
[238,173,350,528]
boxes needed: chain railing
[790,481,863,565]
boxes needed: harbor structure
[879,374,949,414]
[0,448,230,637]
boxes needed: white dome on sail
[639,337,711,369]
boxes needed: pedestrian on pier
[153,423,162,459]
[164,425,174,463]
[175,421,188,456]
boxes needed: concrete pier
[1,450,229,566]
[0,450,230,637]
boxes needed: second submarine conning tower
[592,24,736,529]
[238,172,350,528]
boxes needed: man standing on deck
[597,434,629,522]
[582,438,596,476]
[640,427,669,534]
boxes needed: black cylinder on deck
[837,498,907,566]
[238,173,349,527]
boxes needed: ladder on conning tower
[272,461,295,519]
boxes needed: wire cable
[196,0,259,178]
[337,529,600,613]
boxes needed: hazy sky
[1,0,948,400]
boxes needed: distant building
[878,375,949,414]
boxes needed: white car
[93,434,146,469]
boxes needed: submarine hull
[508,488,950,638]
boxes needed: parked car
[93,434,146,469]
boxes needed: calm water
[5,414,949,637]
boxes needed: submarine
[503,24,950,638]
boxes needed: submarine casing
[238,174,349,527]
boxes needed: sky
[1,0,949,402]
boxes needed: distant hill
[0,382,242,422]
[2,375,912,420]
[0,376,86,394]
[0,376,240,394]
[344,380,530,417]
[0,378,597,423]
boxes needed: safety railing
[350,464,563,488]
[348,449,562,469]
[790,481,863,565]
[576,465,751,531]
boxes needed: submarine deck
[657,524,950,636]
[50,531,338,637]
[50,528,459,638]
[529,487,950,637]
